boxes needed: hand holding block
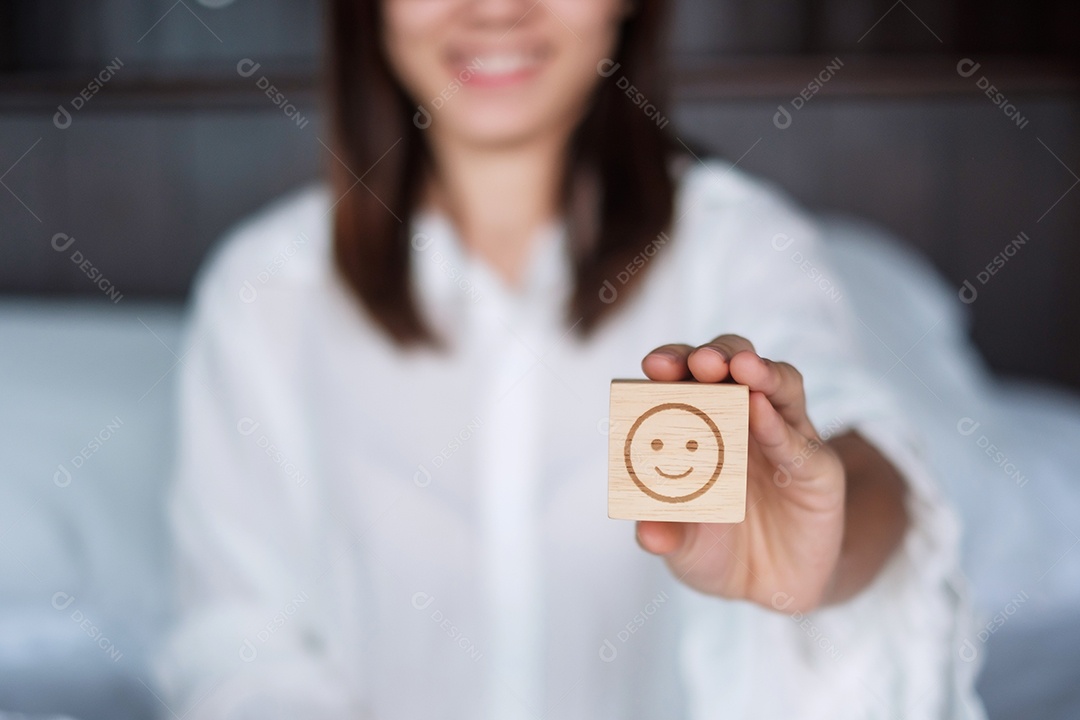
[608,380,749,523]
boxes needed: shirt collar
[410,210,571,326]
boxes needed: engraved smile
[655,466,693,479]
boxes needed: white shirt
[157,160,985,719]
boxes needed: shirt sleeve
[154,241,358,719]
[675,166,986,719]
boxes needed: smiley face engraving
[623,402,725,503]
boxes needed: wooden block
[608,380,749,523]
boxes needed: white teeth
[469,54,536,75]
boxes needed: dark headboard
[2,0,1078,388]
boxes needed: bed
[0,216,1077,719]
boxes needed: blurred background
[0,1,1077,719]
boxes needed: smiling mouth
[655,466,693,480]
[445,47,549,88]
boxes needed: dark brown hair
[325,0,679,346]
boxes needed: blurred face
[382,0,629,149]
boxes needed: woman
[158,0,984,717]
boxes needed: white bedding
[820,216,1080,614]
[0,301,181,720]
[0,218,1077,719]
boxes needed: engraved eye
[686,439,698,451]
[651,438,663,451]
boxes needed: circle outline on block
[623,402,725,503]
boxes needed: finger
[748,391,832,483]
[729,354,816,438]
[748,390,799,455]
[635,520,688,556]
[686,334,756,383]
[638,522,732,593]
[641,344,695,381]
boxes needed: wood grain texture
[608,380,749,523]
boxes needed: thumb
[636,520,688,556]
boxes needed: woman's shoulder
[191,183,333,309]
[671,154,821,254]
[675,153,811,224]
